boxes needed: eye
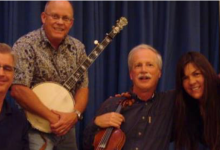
[147,63,153,67]
[52,14,59,20]
[193,71,202,77]
[135,63,142,68]
[3,65,14,72]
[63,16,70,22]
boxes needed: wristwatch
[73,109,83,120]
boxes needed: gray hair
[128,44,162,71]
[0,43,16,65]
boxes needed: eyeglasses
[45,12,73,24]
[0,65,15,73]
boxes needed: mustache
[138,73,152,79]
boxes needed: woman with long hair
[174,51,220,150]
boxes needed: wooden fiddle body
[93,128,125,150]
[93,92,135,150]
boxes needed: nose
[57,18,65,24]
[141,65,147,73]
[188,76,196,85]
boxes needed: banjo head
[26,82,74,133]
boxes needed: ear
[158,70,162,78]
[129,72,133,80]
[41,12,46,24]
[69,19,74,28]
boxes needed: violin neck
[99,127,114,148]
[115,104,122,113]
[97,104,122,148]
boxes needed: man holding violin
[83,44,175,150]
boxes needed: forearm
[11,85,59,123]
[74,87,89,113]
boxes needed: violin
[93,92,135,150]
[93,128,125,150]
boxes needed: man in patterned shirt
[11,1,89,150]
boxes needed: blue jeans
[29,127,78,150]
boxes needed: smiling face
[129,48,161,93]
[0,53,14,95]
[41,1,74,47]
[182,63,205,100]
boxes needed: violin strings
[97,101,123,149]
[103,128,113,145]
[97,127,113,150]
[97,129,109,149]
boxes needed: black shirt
[0,100,30,150]
[83,90,175,150]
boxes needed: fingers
[50,111,77,136]
[109,113,125,128]
[115,92,124,97]
[94,112,125,128]
[52,125,71,136]
[50,122,70,136]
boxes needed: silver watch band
[73,109,83,120]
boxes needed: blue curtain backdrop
[0,1,219,149]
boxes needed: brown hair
[174,51,220,150]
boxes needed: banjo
[26,17,128,133]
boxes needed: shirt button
[138,132,142,136]
[142,116,145,120]
[135,147,139,150]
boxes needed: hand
[109,92,126,98]
[94,112,125,129]
[114,92,126,97]
[50,110,78,136]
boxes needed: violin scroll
[117,92,135,107]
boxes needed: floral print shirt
[12,27,88,96]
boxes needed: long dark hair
[174,52,220,150]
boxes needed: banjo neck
[63,17,128,91]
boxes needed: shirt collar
[129,89,155,103]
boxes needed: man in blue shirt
[83,44,175,150]
[0,43,29,150]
